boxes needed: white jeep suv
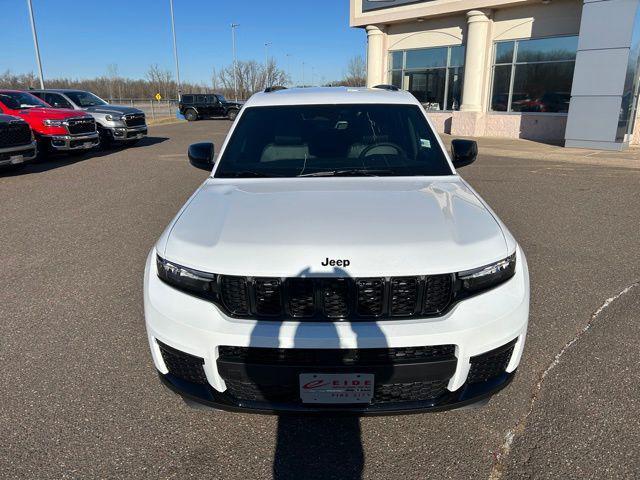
[144,86,529,414]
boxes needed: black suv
[179,94,242,121]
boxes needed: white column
[366,25,385,87]
[460,10,491,112]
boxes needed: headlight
[457,253,516,295]
[105,114,123,122]
[156,255,215,298]
[43,119,65,127]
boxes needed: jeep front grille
[0,122,31,148]
[215,275,453,321]
[67,117,96,135]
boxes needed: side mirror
[188,142,215,170]
[450,139,478,168]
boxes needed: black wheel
[185,109,198,121]
[98,127,113,150]
[227,109,238,121]
[35,138,49,160]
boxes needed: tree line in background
[0,55,366,101]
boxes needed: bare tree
[106,63,119,100]
[345,56,366,86]
[216,59,289,99]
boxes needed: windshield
[214,104,452,178]
[0,91,48,109]
[64,91,107,107]
[217,94,227,103]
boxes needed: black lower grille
[467,340,516,384]
[218,345,456,365]
[124,114,146,127]
[0,122,31,148]
[217,274,454,321]
[223,379,449,404]
[157,341,208,385]
[67,117,96,135]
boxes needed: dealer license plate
[299,373,374,404]
[9,155,24,164]
[136,133,144,139]
[83,142,94,148]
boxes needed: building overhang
[350,0,535,27]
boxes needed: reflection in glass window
[405,47,447,69]
[511,63,574,112]
[490,35,578,113]
[491,65,512,111]
[516,36,578,62]
[387,45,465,111]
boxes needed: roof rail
[264,85,287,93]
[372,84,399,91]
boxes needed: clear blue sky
[1,0,365,85]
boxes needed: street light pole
[285,53,292,85]
[169,0,181,100]
[26,0,44,89]
[264,42,272,67]
[231,23,239,102]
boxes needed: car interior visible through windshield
[214,104,453,178]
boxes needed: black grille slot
[221,276,249,314]
[322,279,350,318]
[423,274,453,314]
[0,122,31,148]
[356,278,384,316]
[67,117,96,135]
[390,277,419,316]
[254,278,282,315]
[157,341,208,385]
[467,340,516,384]
[287,278,315,317]
[374,380,449,403]
[124,113,146,127]
[218,345,455,365]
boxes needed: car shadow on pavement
[134,136,170,147]
[246,267,391,480]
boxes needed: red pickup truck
[0,90,99,156]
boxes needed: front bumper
[45,132,100,151]
[0,140,37,167]
[108,125,147,141]
[144,246,530,414]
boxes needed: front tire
[227,109,238,121]
[184,109,198,121]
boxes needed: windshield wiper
[299,168,395,177]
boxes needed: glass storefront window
[490,35,578,113]
[405,47,447,69]
[388,45,464,111]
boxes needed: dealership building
[351,0,640,150]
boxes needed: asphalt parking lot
[1,121,639,480]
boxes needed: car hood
[12,107,88,120]
[160,177,510,277]
[85,105,143,115]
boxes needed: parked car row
[0,89,147,171]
